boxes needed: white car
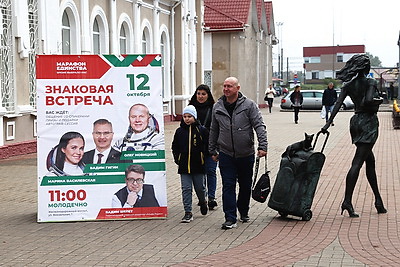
[280,90,354,110]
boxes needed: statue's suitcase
[268,131,329,221]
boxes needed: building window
[6,121,15,140]
[61,11,71,54]
[119,23,127,54]
[28,0,38,109]
[312,71,319,79]
[159,30,170,101]
[160,37,165,98]
[310,57,321,63]
[337,54,343,62]
[142,32,147,53]
[93,17,101,54]
[0,0,15,112]
[204,71,212,88]
[33,119,37,137]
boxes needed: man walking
[322,82,337,126]
[209,77,268,229]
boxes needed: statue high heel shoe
[375,200,387,214]
[341,201,359,218]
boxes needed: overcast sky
[272,0,400,71]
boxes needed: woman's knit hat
[183,105,197,119]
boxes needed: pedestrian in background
[389,82,394,100]
[322,82,337,126]
[172,105,209,223]
[265,84,276,113]
[290,85,303,124]
[209,77,268,230]
[189,84,218,210]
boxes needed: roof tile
[204,0,251,30]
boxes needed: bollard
[392,100,400,129]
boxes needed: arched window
[60,2,80,54]
[61,12,71,54]
[141,32,147,54]
[93,17,100,54]
[28,0,39,109]
[119,23,127,54]
[0,0,15,112]
[160,35,166,97]
[159,28,171,101]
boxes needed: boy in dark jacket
[172,105,209,223]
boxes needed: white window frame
[6,121,15,141]
[59,1,81,54]
[90,6,109,54]
[33,119,37,137]
[93,17,101,54]
[312,71,320,79]
[141,19,153,53]
[160,26,171,101]
[309,57,321,63]
[119,24,127,54]
[117,14,133,54]
[61,12,71,54]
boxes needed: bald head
[223,77,240,103]
[225,77,239,86]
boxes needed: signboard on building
[36,55,167,222]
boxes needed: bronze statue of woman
[322,54,387,217]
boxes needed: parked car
[336,90,355,110]
[280,90,354,110]
[281,90,324,110]
[274,87,282,96]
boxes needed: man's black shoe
[221,221,237,229]
[200,202,208,215]
[208,199,218,210]
[181,212,193,223]
[240,215,250,223]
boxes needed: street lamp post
[276,22,283,81]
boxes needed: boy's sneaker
[200,202,208,215]
[208,199,218,210]
[221,221,237,229]
[240,215,250,223]
[181,212,193,223]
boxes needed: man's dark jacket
[82,147,126,164]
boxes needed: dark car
[274,87,282,96]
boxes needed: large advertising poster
[36,55,167,222]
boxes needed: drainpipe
[257,30,263,104]
[171,0,182,117]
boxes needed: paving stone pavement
[1,99,399,266]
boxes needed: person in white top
[46,131,85,176]
[264,84,276,113]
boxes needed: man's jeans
[205,155,217,200]
[219,152,255,223]
[180,174,206,213]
